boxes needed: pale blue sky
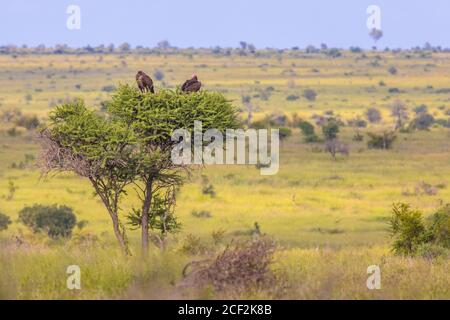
[0,0,448,49]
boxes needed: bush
[426,205,450,248]
[15,114,40,130]
[367,131,396,149]
[388,66,398,75]
[191,210,212,218]
[348,118,367,128]
[390,203,450,257]
[303,89,317,101]
[180,237,276,295]
[322,119,340,140]
[286,94,299,101]
[390,203,426,256]
[18,204,77,238]
[278,127,292,141]
[410,112,434,130]
[365,107,382,123]
[298,120,320,143]
[0,212,11,231]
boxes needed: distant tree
[118,42,131,53]
[157,40,171,50]
[369,28,383,43]
[322,119,340,140]
[391,100,409,130]
[239,41,248,50]
[365,107,382,123]
[153,69,165,81]
[0,212,11,231]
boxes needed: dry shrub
[179,237,278,296]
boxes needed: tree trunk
[89,178,130,255]
[111,215,129,255]
[141,179,153,255]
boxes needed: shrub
[18,204,77,238]
[6,127,21,137]
[286,94,299,101]
[390,203,449,257]
[388,66,398,75]
[426,205,450,248]
[410,112,434,130]
[303,89,317,101]
[413,104,428,114]
[348,118,367,128]
[15,114,40,130]
[180,237,277,295]
[367,131,396,149]
[365,107,382,123]
[278,127,292,141]
[322,119,340,140]
[191,210,212,218]
[390,203,426,255]
[298,120,320,143]
[298,120,315,136]
[0,212,11,231]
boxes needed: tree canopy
[40,84,240,254]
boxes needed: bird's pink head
[191,73,197,79]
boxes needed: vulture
[136,71,155,93]
[181,74,201,93]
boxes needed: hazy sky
[1,0,449,49]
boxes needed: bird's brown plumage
[181,75,201,93]
[136,71,155,93]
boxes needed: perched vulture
[135,71,155,93]
[181,74,201,93]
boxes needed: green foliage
[42,85,239,251]
[278,127,292,141]
[367,131,396,149]
[390,203,426,255]
[126,193,180,235]
[0,212,12,231]
[18,204,77,238]
[426,205,450,248]
[321,119,339,140]
[107,85,239,145]
[390,203,450,257]
[298,120,320,143]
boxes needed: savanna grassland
[0,49,449,299]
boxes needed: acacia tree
[40,101,136,254]
[40,85,239,255]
